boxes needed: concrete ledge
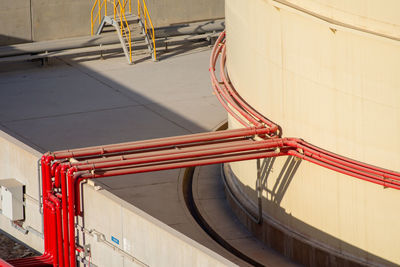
[82,180,237,267]
[0,129,44,252]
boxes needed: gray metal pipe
[0,35,142,58]
[154,19,224,38]
[0,19,224,58]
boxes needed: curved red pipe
[209,31,400,189]
[8,30,400,267]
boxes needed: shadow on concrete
[0,41,226,233]
[0,41,220,152]
[226,160,398,267]
[69,37,213,65]
[0,35,32,47]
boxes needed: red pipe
[210,41,251,127]
[7,30,400,267]
[40,155,49,253]
[67,149,288,257]
[43,199,58,267]
[210,31,400,187]
[295,139,400,181]
[282,140,400,187]
[59,165,70,267]
[70,149,288,215]
[304,150,400,188]
[53,163,61,189]
[288,150,400,190]
[219,45,278,133]
[23,128,279,267]
[53,127,272,158]
[67,167,78,267]
[67,137,254,166]
[80,149,287,179]
[217,46,262,128]
[6,255,53,267]
[41,154,53,253]
[300,146,400,187]
[72,141,287,215]
[213,43,260,127]
[48,194,64,267]
[212,80,250,127]
[0,258,14,267]
[74,139,285,171]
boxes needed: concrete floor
[0,43,295,266]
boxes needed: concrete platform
[0,43,295,266]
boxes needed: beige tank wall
[226,0,400,265]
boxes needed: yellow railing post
[91,0,154,63]
[119,0,123,33]
[91,0,100,36]
[140,0,156,60]
[91,12,94,35]
[105,0,107,16]
[114,0,116,20]
[98,1,101,23]
[128,18,132,62]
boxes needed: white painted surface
[82,183,237,267]
[0,130,44,252]
[226,0,400,265]
[0,179,24,221]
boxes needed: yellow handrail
[137,0,156,60]
[91,0,156,63]
[90,0,108,35]
[114,0,132,62]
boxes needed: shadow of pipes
[225,159,399,267]
[265,156,301,205]
[35,36,213,65]
[0,42,226,241]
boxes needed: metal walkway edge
[91,0,157,64]
[96,14,155,64]
[0,19,224,62]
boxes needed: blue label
[111,236,119,245]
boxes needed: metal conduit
[3,31,400,267]
[0,19,224,58]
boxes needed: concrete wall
[0,0,32,45]
[0,0,224,46]
[144,0,224,27]
[0,130,44,252]
[80,182,236,267]
[0,128,236,266]
[225,0,400,265]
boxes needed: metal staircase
[91,0,157,64]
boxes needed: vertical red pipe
[40,155,48,253]
[41,155,53,253]
[60,165,70,267]
[49,194,64,267]
[44,199,58,266]
[67,167,78,267]
[53,162,61,189]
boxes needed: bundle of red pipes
[3,31,400,267]
[209,31,400,190]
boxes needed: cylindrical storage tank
[224,0,400,266]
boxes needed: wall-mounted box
[0,179,24,221]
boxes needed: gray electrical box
[0,179,24,221]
